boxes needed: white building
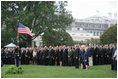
[66,27,99,41]
[32,14,117,47]
[66,15,117,41]
[32,33,44,47]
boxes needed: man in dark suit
[88,44,94,66]
[25,48,30,64]
[15,46,21,67]
[93,44,99,65]
[37,48,41,65]
[1,48,5,64]
[29,48,33,64]
[99,45,104,65]
[54,46,59,66]
[8,48,13,64]
[113,48,117,71]
[68,47,73,66]
[44,46,49,65]
[4,48,9,64]
[62,46,68,66]
[21,48,25,64]
[111,44,117,70]
[73,45,80,68]
[48,46,55,65]
[80,46,85,69]
[59,46,63,66]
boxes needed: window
[94,32,96,36]
[97,32,99,36]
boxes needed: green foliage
[1,1,73,47]
[42,30,74,46]
[5,65,23,74]
[100,25,117,44]
[85,38,100,45]
[74,38,100,45]
[1,65,117,78]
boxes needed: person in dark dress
[84,47,89,70]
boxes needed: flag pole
[17,32,19,55]
[16,22,20,67]
[17,22,19,55]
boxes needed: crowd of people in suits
[1,44,117,71]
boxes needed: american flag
[18,22,33,37]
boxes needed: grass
[1,64,117,78]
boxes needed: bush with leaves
[100,24,117,44]
[5,65,23,74]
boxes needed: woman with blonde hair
[84,47,89,70]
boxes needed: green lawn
[1,64,117,78]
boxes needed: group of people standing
[1,43,117,71]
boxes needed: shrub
[5,65,23,74]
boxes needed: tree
[42,30,74,46]
[1,1,73,47]
[100,24,117,44]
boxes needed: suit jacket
[73,48,80,58]
[68,50,73,58]
[62,48,68,59]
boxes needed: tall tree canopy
[100,24,117,44]
[1,1,73,47]
[42,30,74,46]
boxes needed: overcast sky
[66,0,117,19]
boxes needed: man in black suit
[1,48,5,64]
[88,44,94,66]
[62,46,68,66]
[99,45,104,65]
[21,48,25,64]
[15,46,21,67]
[93,44,99,65]
[54,46,59,66]
[68,47,73,66]
[44,46,49,65]
[8,48,13,64]
[25,48,30,64]
[73,45,80,68]
[37,48,41,65]
[111,44,117,70]
[59,46,63,66]
[48,46,55,65]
